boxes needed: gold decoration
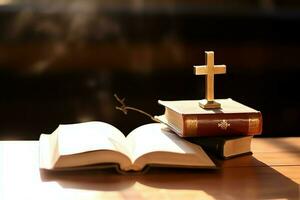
[248,117,260,133]
[218,120,230,130]
[185,116,199,135]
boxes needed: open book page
[42,121,132,169]
[39,130,60,169]
[125,123,215,170]
[57,121,129,155]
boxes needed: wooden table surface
[0,137,299,200]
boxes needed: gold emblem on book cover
[218,120,230,130]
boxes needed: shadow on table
[40,155,299,200]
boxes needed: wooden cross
[194,51,226,109]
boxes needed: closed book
[187,136,253,159]
[155,99,262,137]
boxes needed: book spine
[188,138,225,157]
[188,137,253,159]
[183,113,262,137]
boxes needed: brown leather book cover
[156,99,262,137]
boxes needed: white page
[57,121,129,156]
[126,123,201,162]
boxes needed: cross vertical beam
[205,52,215,101]
[194,51,226,109]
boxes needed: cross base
[199,99,221,109]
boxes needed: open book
[39,122,216,172]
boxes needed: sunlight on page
[127,123,199,161]
[57,122,127,155]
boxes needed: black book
[187,136,253,159]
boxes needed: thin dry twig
[114,94,159,122]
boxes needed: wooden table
[0,138,299,200]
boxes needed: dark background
[0,0,299,139]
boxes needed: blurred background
[0,0,299,139]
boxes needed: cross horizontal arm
[213,65,226,74]
[194,65,226,75]
[194,65,207,75]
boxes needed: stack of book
[156,98,262,159]
[39,99,262,173]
